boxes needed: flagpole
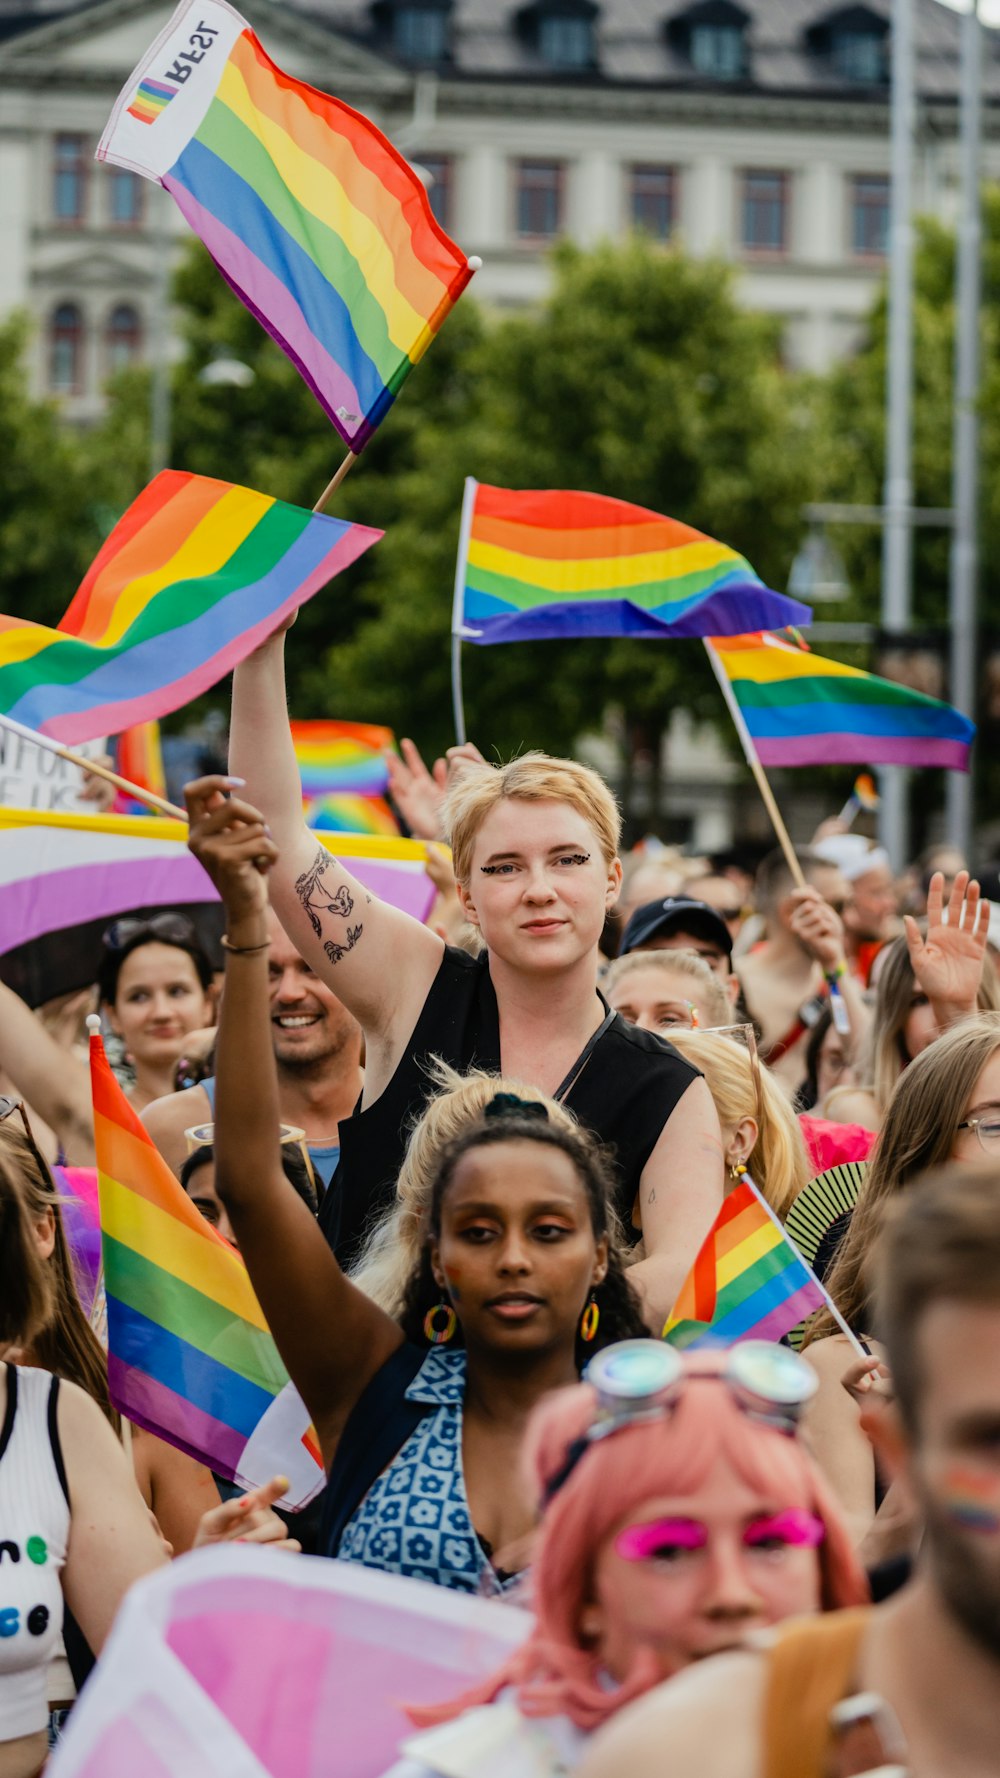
[703,642,806,889]
[313,451,358,514]
[745,1174,869,1360]
[450,476,478,745]
[0,713,186,820]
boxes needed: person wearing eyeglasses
[0,914,215,1167]
[383,1341,865,1778]
[802,1012,1000,1570]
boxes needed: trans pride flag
[0,470,379,746]
[706,631,975,771]
[98,0,476,450]
[453,482,812,644]
[91,1028,325,1508]
[662,1176,831,1349]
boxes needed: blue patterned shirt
[336,1349,511,1595]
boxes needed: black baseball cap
[620,897,734,959]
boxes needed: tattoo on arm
[294,847,364,963]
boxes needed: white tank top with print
[0,1365,70,1739]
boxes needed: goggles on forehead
[544,1338,819,1502]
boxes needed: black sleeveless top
[320,946,701,1268]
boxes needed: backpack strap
[320,1341,434,1557]
[761,1609,872,1778]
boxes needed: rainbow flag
[290,718,399,835]
[707,632,975,771]
[91,1029,324,1508]
[0,469,379,746]
[128,77,177,124]
[452,481,811,645]
[114,720,168,816]
[662,1177,828,1349]
[97,0,476,451]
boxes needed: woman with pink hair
[389,1342,868,1777]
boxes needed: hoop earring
[424,1300,457,1345]
[580,1294,600,1343]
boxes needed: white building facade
[0,0,995,419]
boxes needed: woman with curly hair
[188,779,647,1593]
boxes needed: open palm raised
[903,870,990,1013]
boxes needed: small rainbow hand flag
[290,718,399,835]
[707,632,974,772]
[0,470,380,746]
[662,1176,828,1349]
[452,481,811,645]
[91,1028,324,1507]
[97,0,476,450]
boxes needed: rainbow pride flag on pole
[662,1176,833,1349]
[706,632,975,771]
[91,1028,324,1508]
[290,718,399,834]
[97,0,476,451]
[0,470,380,746]
[452,481,811,645]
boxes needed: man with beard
[578,1163,1000,1778]
[142,906,363,1188]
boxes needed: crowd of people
[2,623,1000,1773]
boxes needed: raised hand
[184,775,278,924]
[903,869,989,1018]
[385,737,448,840]
[192,1474,301,1554]
[788,884,847,974]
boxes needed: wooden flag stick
[703,641,806,889]
[313,451,358,514]
[0,713,186,821]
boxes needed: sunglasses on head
[102,913,199,954]
[543,1338,819,1501]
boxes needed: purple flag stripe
[755,735,972,771]
[108,1353,247,1478]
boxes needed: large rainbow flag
[0,470,379,746]
[452,481,811,645]
[662,1176,828,1349]
[97,0,476,451]
[290,718,399,835]
[91,1028,325,1508]
[707,631,975,771]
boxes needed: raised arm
[0,982,94,1164]
[230,635,442,1042]
[185,778,404,1465]
[904,869,989,1032]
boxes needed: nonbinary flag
[98,0,476,450]
[452,481,811,645]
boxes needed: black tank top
[320,946,701,1268]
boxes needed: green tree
[0,315,105,626]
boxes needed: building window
[419,156,453,230]
[832,28,884,81]
[50,303,83,393]
[109,168,143,228]
[106,304,142,375]
[53,134,88,224]
[741,170,789,254]
[629,165,678,242]
[393,4,449,60]
[515,160,564,239]
[690,22,744,75]
[538,13,594,67]
[851,174,889,257]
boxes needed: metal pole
[879,0,916,868]
[148,187,171,478]
[946,0,981,857]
